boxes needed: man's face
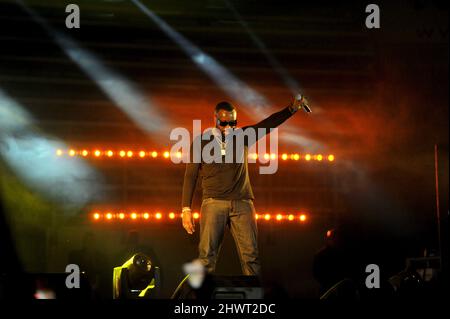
[215,109,237,133]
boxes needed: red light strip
[91,211,309,223]
[57,149,335,162]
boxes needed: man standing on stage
[181,95,308,276]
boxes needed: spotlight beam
[131,0,269,113]
[16,0,172,141]
[131,0,320,150]
[223,0,302,95]
[0,89,103,209]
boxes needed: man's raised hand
[289,94,310,113]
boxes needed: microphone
[296,94,311,113]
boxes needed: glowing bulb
[328,154,335,162]
[93,213,100,220]
[56,149,63,156]
[251,153,258,160]
[264,214,271,221]
[193,212,200,219]
[281,153,288,160]
[255,214,259,220]
[293,153,300,161]
[305,154,311,161]
[299,214,307,222]
[106,150,114,157]
[176,151,182,159]
[155,212,162,220]
[131,213,137,220]
[94,150,101,157]
[263,153,270,160]
[139,151,146,158]
[169,212,175,219]
[151,151,158,158]
[127,151,133,158]
[163,151,170,158]
[106,213,113,220]
[276,214,283,221]
[69,149,76,157]
[143,212,150,219]
[288,214,294,221]
[270,153,277,160]
[119,213,125,220]
[119,150,126,157]
[317,154,323,161]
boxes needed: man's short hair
[215,101,236,113]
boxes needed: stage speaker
[172,275,263,299]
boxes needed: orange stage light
[60,148,335,166]
[90,210,311,224]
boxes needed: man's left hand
[289,94,308,113]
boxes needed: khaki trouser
[198,198,261,276]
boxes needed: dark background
[0,0,448,298]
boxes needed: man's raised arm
[243,95,308,135]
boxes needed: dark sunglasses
[217,119,237,127]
